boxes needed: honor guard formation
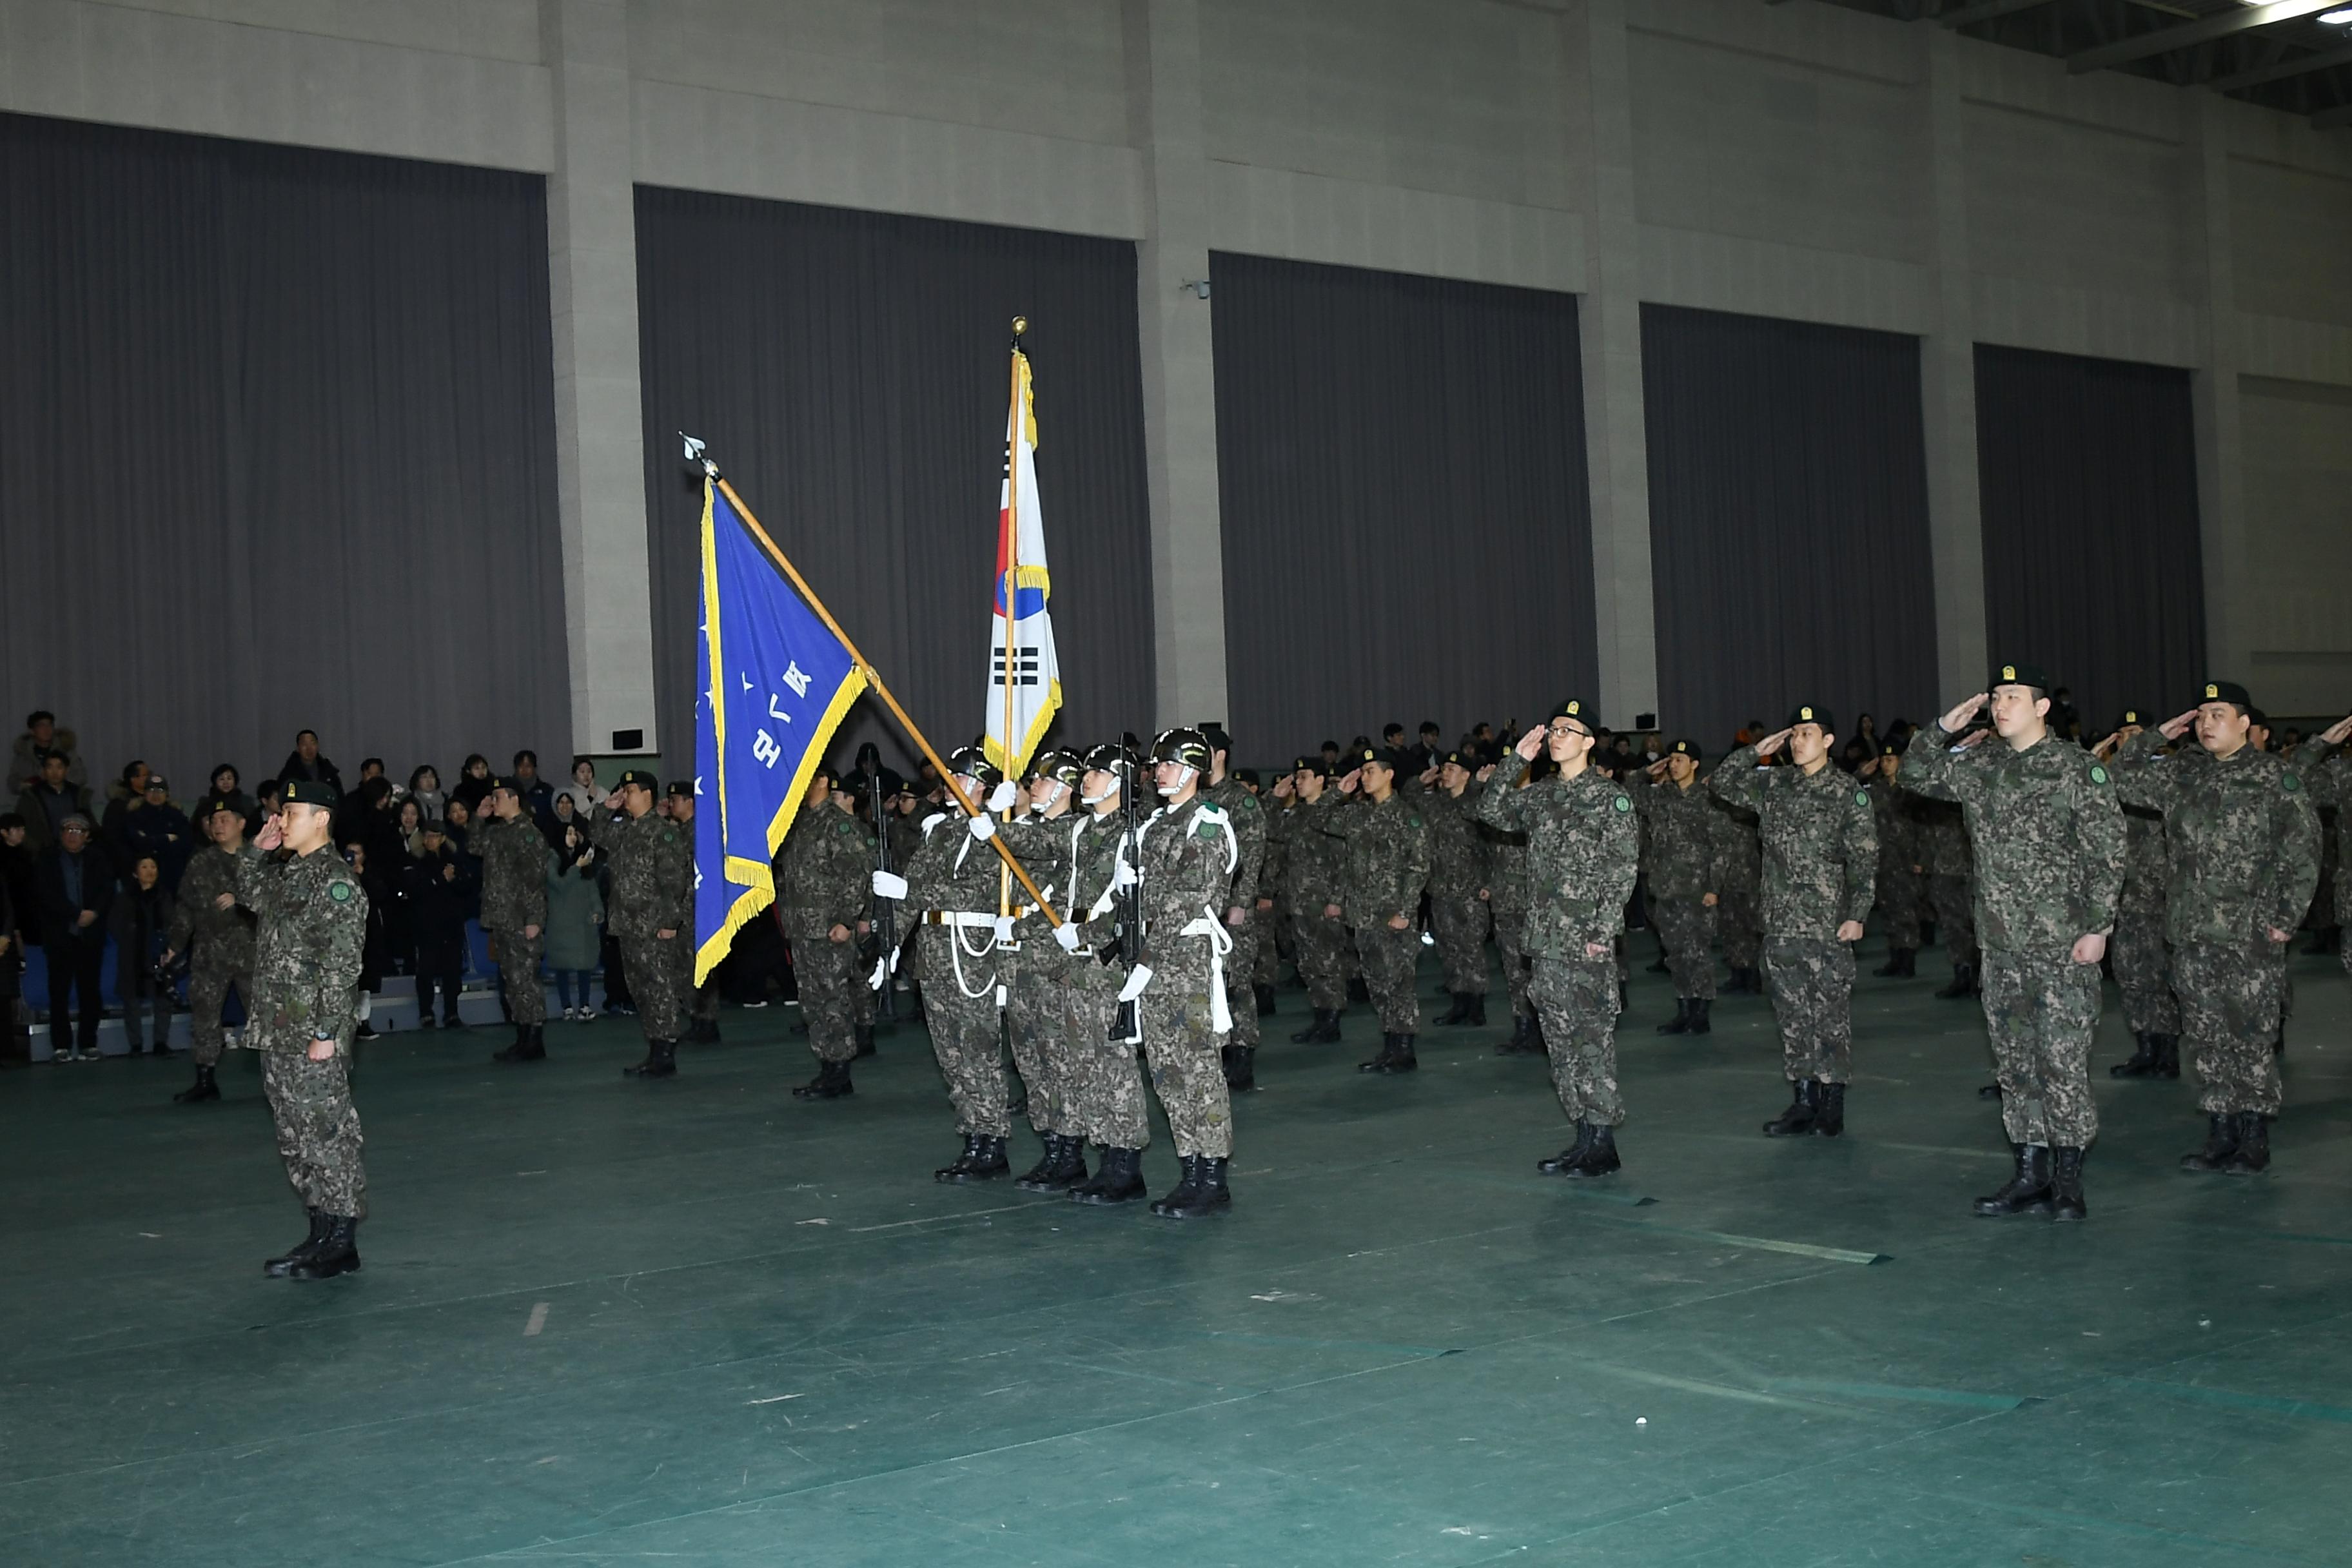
[3,680,2346,1276]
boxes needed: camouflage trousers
[1253,905,1284,988]
[1066,959,1150,1150]
[1529,954,1624,1127]
[1764,937,1855,1084]
[2175,939,2288,1117]
[791,934,860,1064]
[914,929,1010,1137]
[1140,953,1232,1158]
[2110,908,2179,1037]
[1930,876,1978,970]
[1874,870,1923,952]
[619,933,691,1044]
[1652,897,1717,1001]
[487,926,545,1024]
[1718,886,1761,971]
[1355,922,1422,1033]
[1979,948,2103,1148]
[1430,895,1491,994]
[261,1048,365,1217]
[1293,908,1353,1011]
[187,956,251,1068]
[1221,912,1263,1051]
[1491,908,1535,1019]
[1006,948,1084,1136]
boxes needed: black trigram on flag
[992,646,1043,689]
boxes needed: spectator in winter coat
[443,797,485,921]
[10,710,86,794]
[404,819,471,1028]
[0,814,39,947]
[451,754,495,816]
[511,750,558,831]
[555,757,602,822]
[0,859,24,1067]
[36,816,112,1061]
[99,760,152,868]
[206,764,257,828]
[108,854,177,1054]
[544,823,605,1021]
[407,765,448,825]
[15,752,92,855]
[121,775,194,888]
[277,730,343,794]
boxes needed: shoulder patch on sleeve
[1854,790,1870,807]
[1612,794,1632,814]
[2088,763,2109,785]
[328,880,353,904]
[662,828,681,845]
[2282,772,2301,794]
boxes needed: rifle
[858,741,896,1021]
[1110,747,1143,1044]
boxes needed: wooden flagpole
[997,323,1026,920]
[709,469,1064,927]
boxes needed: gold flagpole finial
[1011,315,1028,338]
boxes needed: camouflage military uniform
[1919,798,1979,972]
[604,808,695,1045]
[170,841,259,1065]
[1281,792,1351,1012]
[1476,756,1640,1126]
[903,810,1012,1139]
[1419,784,1492,997]
[1629,772,1720,1001]
[1255,801,1289,990]
[2288,740,2349,978]
[1903,729,2125,1148]
[478,815,549,1026]
[1867,778,1925,954]
[1482,816,1535,1023]
[2113,730,2320,1119]
[1004,808,1146,1150]
[1206,777,1267,1051]
[1710,799,1763,976]
[232,845,368,1217]
[775,804,874,1065]
[2113,806,2179,1037]
[1319,792,1431,1033]
[1712,748,1876,1084]
[1130,794,1239,1157]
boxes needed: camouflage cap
[2195,679,2253,713]
[1151,727,1212,772]
[1786,703,1835,734]
[1989,660,2053,694]
[282,778,340,808]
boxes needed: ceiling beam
[2210,40,2352,90]
[2069,0,2344,75]
[1940,0,2059,27]
[2315,101,2352,128]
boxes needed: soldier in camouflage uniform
[1919,794,1980,998]
[1253,778,1289,1002]
[1711,798,1764,992]
[2108,682,2321,1175]
[1631,740,1721,1035]
[2288,713,2352,981]
[1418,750,1493,1030]
[1476,700,1640,1177]
[1199,725,1268,1090]
[779,767,876,1102]
[992,750,1089,1180]
[2102,709,2182,1080]
[1712,704,1876,1139]
[479,779,551,1064]
[1861,743,1925,977]
[237,780,369,1282]
[1478,758,1541,1053]
[1321,746,1432,1073]
[1903,667,2125,1221]
[1124,728,1240,1218]
[161,795,259,1104]
[1280,758,1351,1043]
[603,770,695,1079]
[667,783,723,1043]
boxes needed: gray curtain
[1642,304,1938,750]
[1210,253,1596,767]
[0,111,567,800]
[1975,344,2204,729]
[633,188,1154,777]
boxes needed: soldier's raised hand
[2319,712,2352,747]
[2159,709,2197,741]
[1939,693,1986,734]
[255,814,285,852]
[1515,726,1545,762]
[1337,768,1362,794]
[1754,729,1792,759]
[1857,755,1879,778]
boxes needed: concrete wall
[4,0,2349,743]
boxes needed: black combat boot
[1874,948,1916,977]
[1496,1014,1538,1055]
[1358,1034,1417,1073]
[2152,1034,2179,1078]
[2222,1113,2271,1175]
[1565,1124,1620,1179]
[1436,992,1472,1026]
[791,1058,854,1100]
[1686,998,1712,1035]
[1255,984,1277,1017]
[1936,963,1977,1000]
[1043,1133,1090,1190]
[1763,1080,1817,1137]
[854,1024,876,1058]
[2110,1032,2161,1077]
[492,1024,546,1064]
[621,1039,678,1078]
[1812,1082,1846,1138]
[1223,1044,1257,1092]
[1348,976,1371,1004]
[2179,1114,2238,1172]
[1977,1082,2004,1100]
[263,1210,328,1277]
[935,1133,1009,1183]
[1974,1144,2053,1216]
[173,1063,221,1104]
[1291,1008,1341,1044]
[2050,1147,2087,1220]
[1015,1133,1070,1191]
[1072,1147,1148,1205]
[288,1215,361,1280]
[1539,1123,1595,1174]
[1159,1155,1230,1218]
[1656,998,1692,1035]
[1148,1153,1204,1216]
[1467,992,1485,1025]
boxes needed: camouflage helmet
[945,745,1004,792]
[1032,749,1086,789]
[1150,727,1212,772]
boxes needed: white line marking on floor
[524,1302,549,1337]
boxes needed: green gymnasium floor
[5,939,2350,1567]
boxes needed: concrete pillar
[1920,27,1988,694]
[1572,0,1659,726]
[2185,94,2248,685]
[1124,0,1229,730]
[540,0,658,754]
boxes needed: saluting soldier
[1711,704,1876,1140]
[238,780,369,1282]
[1279,757,1351,1044]
[1710,796,1765,994]
[160,794,259,1104]
[1631,739,1721,1035]
[603,770,695,1080]
[479,777,552,1064]
[1322,745,1433,1074]
[1860,742,1925,979]
[2288,712,2352,982]
[1419,749,1494,1031]
[778,767,876,1102]
[1475,699,1641,1178]
[2100,708,2183,1081]
[1199,724,1268,1090]
[1478,757,1542,1054]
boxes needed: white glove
[1053,923,1082,953]
[867,956,888,990]
[872,870,908,900]
[986,780,1019,814]
[1112,860,1138,892]
[1117,964,1153,1004]
[992,914,1015,943]
[966,813,997,842]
